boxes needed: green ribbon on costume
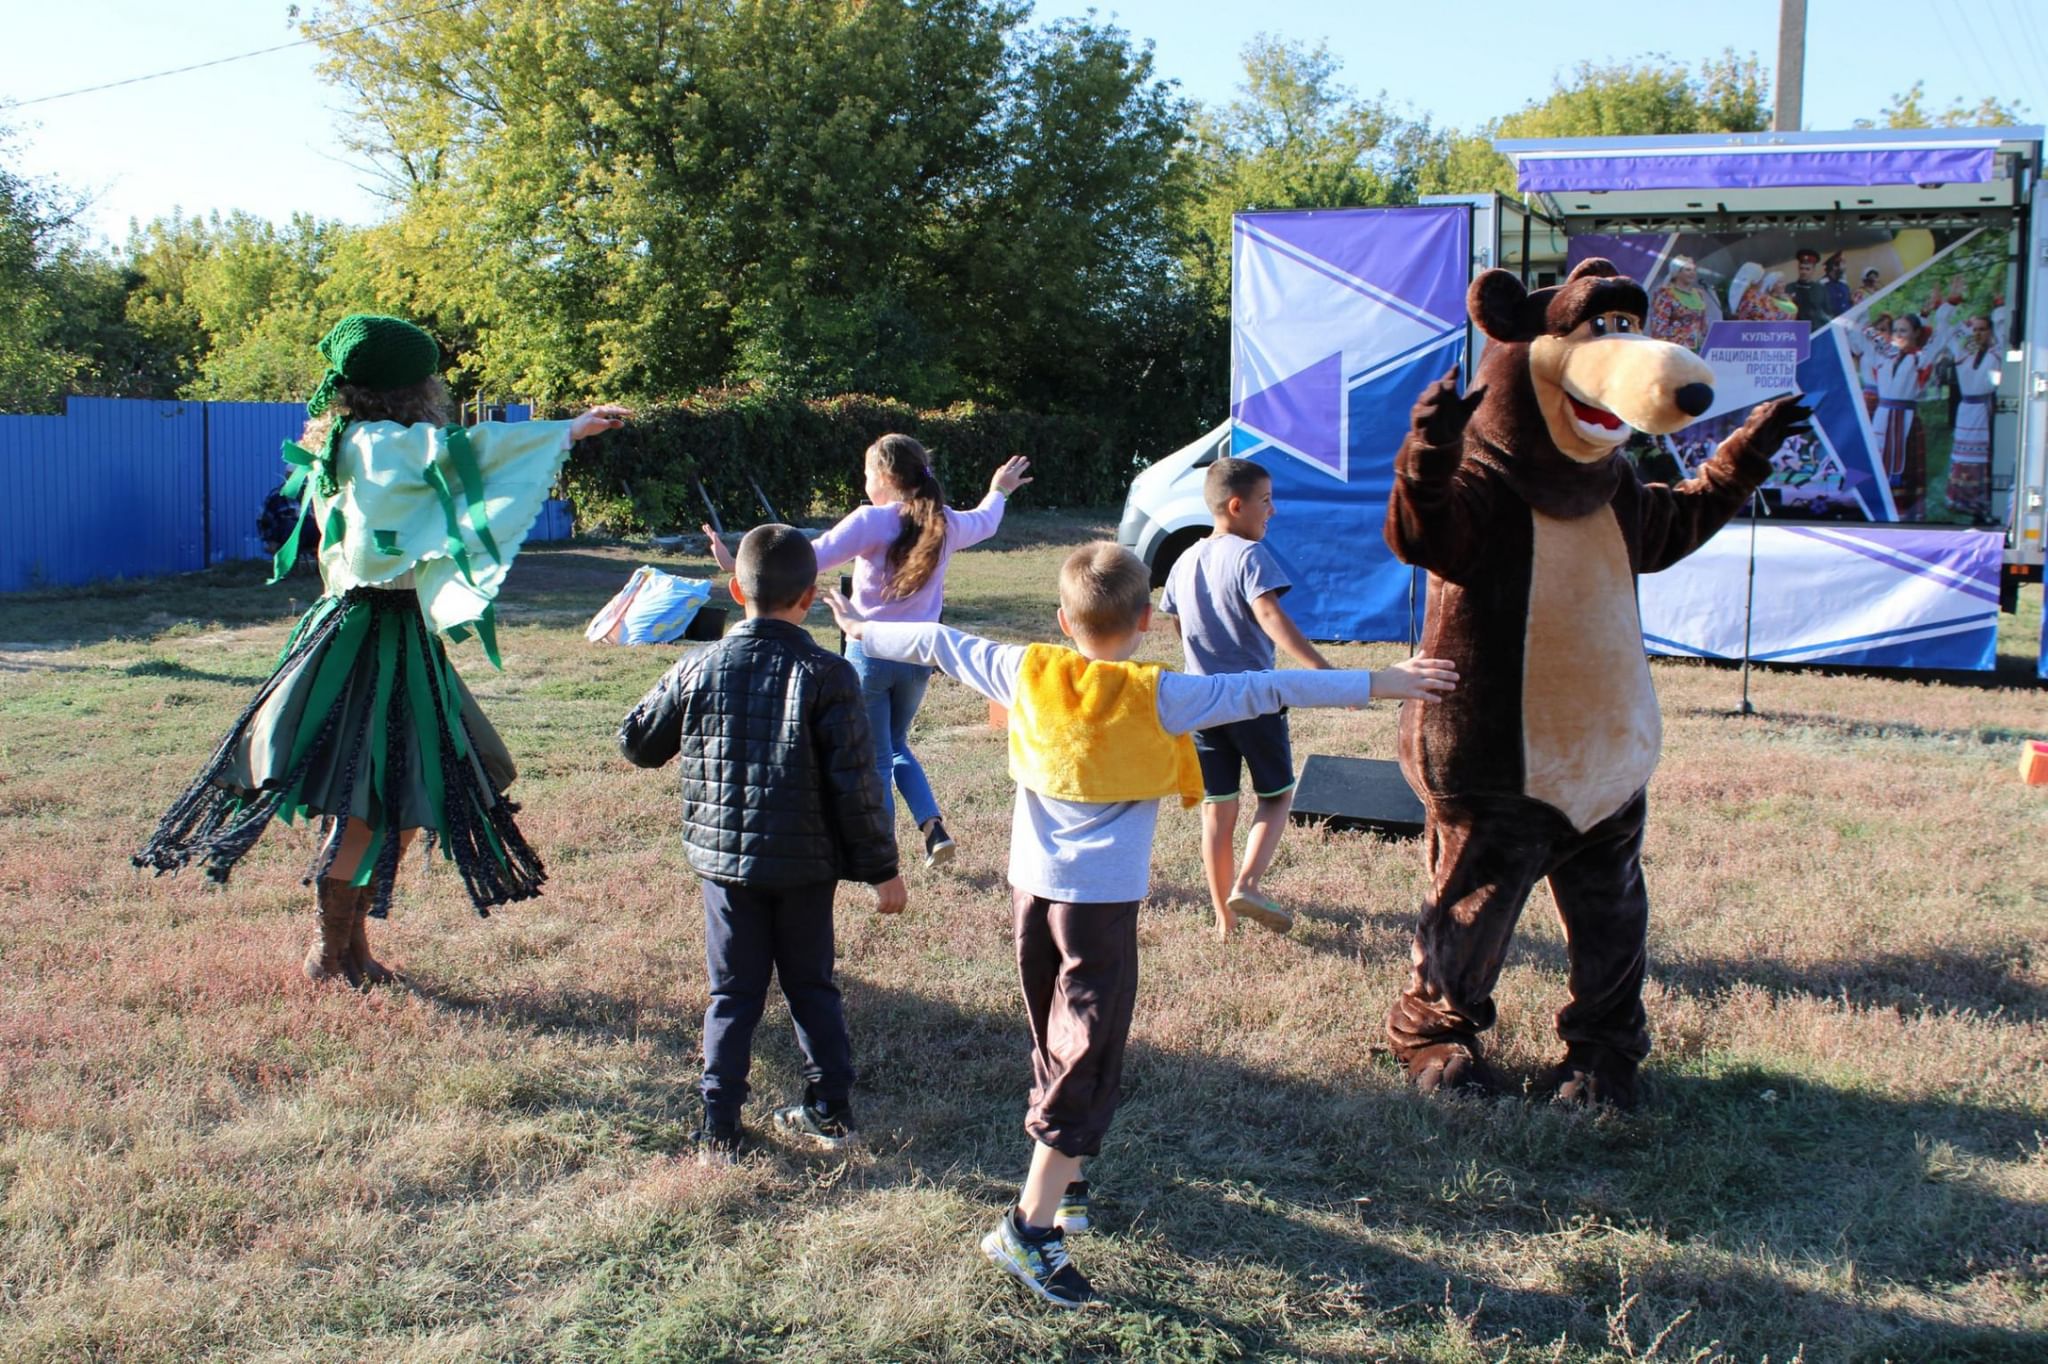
[441,425,503,566]
[348,620,403,887]
[401,622,452,857]
[277,595,342,666]
[278,597,374,822]
[442,603,502,671]
[421,461,481,591]
[268,441,318,584]
[437,637,470,760]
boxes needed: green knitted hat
[306,314,440,418]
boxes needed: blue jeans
[846,640,941,828]
[699,878,852,1126]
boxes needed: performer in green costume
[136,315,628,986]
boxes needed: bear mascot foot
[1402,1042,1504,1097]
[1540,1046,1639,1111]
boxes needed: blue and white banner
[1640,525,2002,670]
[1230,204,1469,641]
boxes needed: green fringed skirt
[134,587,545,915]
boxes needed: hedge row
[558,387,1142,535]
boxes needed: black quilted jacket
[618,618,898,887]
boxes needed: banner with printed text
[1572,226,2016,527]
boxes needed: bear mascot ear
[1468,269,1528,342]
[1566,258,1621,283]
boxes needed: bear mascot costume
[1383,258,1809,1108]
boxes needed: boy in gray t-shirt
[1160,457,1335,939]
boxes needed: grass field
[2,509,2045,1362]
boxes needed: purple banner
[1518,147,1995,193]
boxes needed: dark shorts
[1192,710,1295,802]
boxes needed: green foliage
[118,211,402,401]
[0,131,98,412]
[559,386,1130,534]
[1413,51,1773,196]
[1,11,2032,462]
[1859,82,2029,130]
[306,0,1196,452]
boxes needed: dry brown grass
[2,510,2044,1362]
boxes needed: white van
[1114,421,1230,587]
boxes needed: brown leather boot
[349,886,400,985]
[303,878,364,987]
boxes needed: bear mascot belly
[1381,258,1809,1109]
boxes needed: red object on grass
[2021,740,2048,786]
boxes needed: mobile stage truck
[1117,127,2048,676]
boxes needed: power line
[1997,0,2048,116]
[4,1,472,109]
[1956,2,2032,120]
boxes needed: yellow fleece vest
[1008,644,1204,809]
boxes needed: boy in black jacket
[620,525,906,1161]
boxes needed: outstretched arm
[829,591,1025,708]
[699,525,737,573]
[1384,368,1495,582]
[1156,658,1455,733]
[1637,396,1810,573]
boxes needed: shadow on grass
[401,961,2048,1360]
[1655,943,2048,1024]
[1673,702,2039,747]
[1340,898,2048,1027]
[1661,650,2044,695]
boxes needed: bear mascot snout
[1382,257,1810,1108]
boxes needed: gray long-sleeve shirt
[862,622,1376,902]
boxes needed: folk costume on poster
[1944,313,2003,522]
[1868,304,1959,520]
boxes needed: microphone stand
[1738,490,1760,716]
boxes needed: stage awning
[1497,129,2037,194]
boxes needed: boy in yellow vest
[826,543,1455,1309]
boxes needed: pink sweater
[811,490,1008,623]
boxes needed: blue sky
[3,0,2042,247]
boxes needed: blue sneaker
[981,1210,1097,1308]
[1055,1180,1091,1235]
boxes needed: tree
[0,132,90,411]
[1414,51,1771,196]
[1860,82,2028,129]
[116,211,381,402]
[1158,36,1431,444]
[305,0,1189,431]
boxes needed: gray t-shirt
[1159,533,1293,676]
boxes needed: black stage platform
[1287,755,1426,839]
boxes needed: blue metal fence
[204,400,310,567]
[0,398,535,593]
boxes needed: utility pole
[1774,0,1806,132]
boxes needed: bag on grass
[586,566,713,645]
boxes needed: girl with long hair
[707,435,1030,867]
[136,314,628,985]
